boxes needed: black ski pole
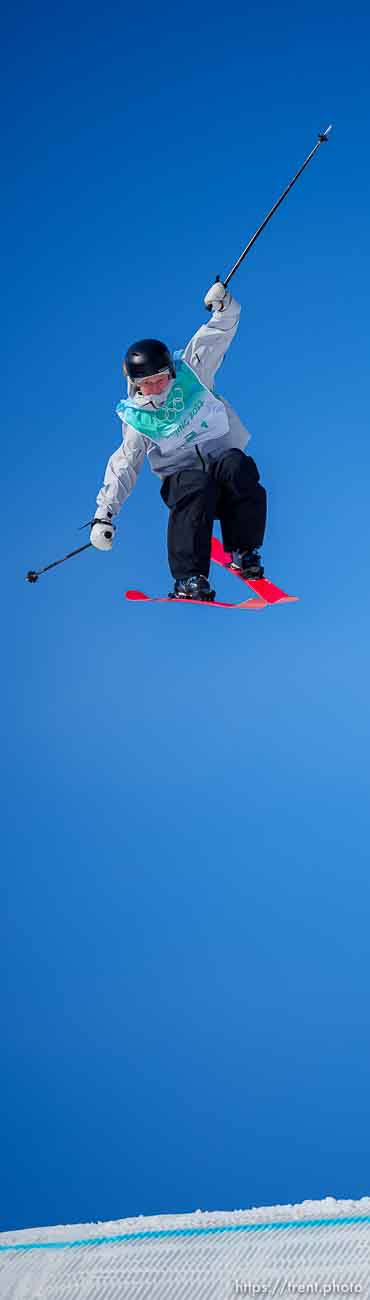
[26,541,92,583]
[209,125,332,299]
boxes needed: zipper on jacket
[195,444,206,471]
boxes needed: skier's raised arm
[181,281,241,391]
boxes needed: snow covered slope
[1,1197,369,1298]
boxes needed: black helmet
[124,338,175,382]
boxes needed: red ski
[210,537,298,605]
[125,590,265,610]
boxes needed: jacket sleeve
[96,423,146,518]
[181,293,241,390]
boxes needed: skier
[91,281,267,601]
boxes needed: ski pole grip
[205,274,223,312]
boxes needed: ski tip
[125,589,151,601]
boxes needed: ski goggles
[135,368,171,389]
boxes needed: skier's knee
[222,448,262,485]
[244,455,261,484]
[224,448,245,468]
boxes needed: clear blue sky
[2,0,370,1234]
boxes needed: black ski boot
[170,575,215,601]
[230,549,264,580]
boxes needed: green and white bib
[116,359,229,454]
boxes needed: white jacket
[96,294,250,519]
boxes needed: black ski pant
[160,448,267,580]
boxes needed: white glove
[204,280,231,312]
[90,513,115,551]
